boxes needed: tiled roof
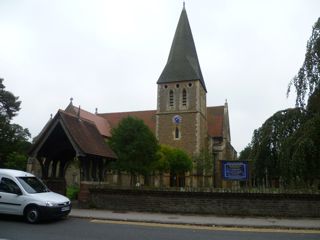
[59,110,116,158]
[99,110,157,134]
[207,106,224,138]
[65,104,112,137]
[64,103,224,142]
[99,107,223,138]
[29,109,116,159]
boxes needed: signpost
[222,161,249,181]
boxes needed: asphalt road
[0,215,319,240]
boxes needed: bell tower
[156,5,207,156]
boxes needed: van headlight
[45,201,56,207]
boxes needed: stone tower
[156,5,208,156]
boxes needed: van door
[0,177,24,215]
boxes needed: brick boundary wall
[78,184,320,218]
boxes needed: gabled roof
[99,107,224,139]
[157,6,206,92]
[30,110,116,159]
[59,110,116,158]
[99,110,157,134]
[65,103,112,137]
[31,104,227,158]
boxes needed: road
[0,215,319,240]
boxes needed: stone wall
[79,185,320,218]
[156,80,207,157]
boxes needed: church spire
[157,5,206,92]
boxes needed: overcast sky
[0,0,319,153]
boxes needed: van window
[17,177,49,194]
[0,177,21,194]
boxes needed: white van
[0,169,71,223]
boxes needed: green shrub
[66,186,80,200]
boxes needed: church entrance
[28,110,117,196]
[170,173,185,187]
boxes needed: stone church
[28,6,237,190]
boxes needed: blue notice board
[222,161,249,181]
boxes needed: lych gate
[28,109,117,195]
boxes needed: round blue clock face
[173,115,182,124]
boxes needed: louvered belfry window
[169,90,174,107]
[182,89,187,106]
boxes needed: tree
[169,148,192,175]
[288,18,320,107]
[280,115,320,187]
[153,145,172,187]
[307,87,320,115]
[238,144,252,161]
[155,145,192,187]
[4,152,28,171]
[193,149,213,187]
[284,17,320,187]
[242,18,320,188]
[108,116,159,185]
[0,78,21,120]
[0,78,30,169]
[249,108,307,186]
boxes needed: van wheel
[25,206,40,223]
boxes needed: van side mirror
[14,188,22,195]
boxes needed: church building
[28,5,237,190]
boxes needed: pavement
[69,208,320,230]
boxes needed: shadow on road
[0,213,70,225]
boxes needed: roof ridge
[58,109,97,126]
[99,109,156,115]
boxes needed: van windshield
[17,177,50,194]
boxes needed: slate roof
[157,6,206,92]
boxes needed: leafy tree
[169,148,192,175]
[283,17,320,187]
[154,146,171,173]
[108,116,159,185]
[280,115,320,187]
[288,18,320,107]
[0,78,30,169]
[193,149,213,187]
[307,87,320,115]
[0,78,21,120]
[243,18,320,188]
[193,149,212,174]
[238,144,252,161]
[249,108,307,186]
[155,145,192,187]
[155,145,193,174]
[4,152,28,171]
[153,145,171,186]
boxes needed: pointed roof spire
[157,5,206,92]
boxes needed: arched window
[175,126,180,139]
[169,90,174,107]
[182,89,187,106]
